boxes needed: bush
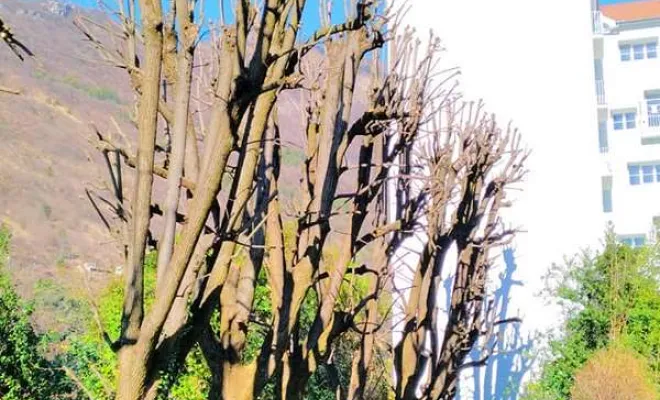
[523,234,660,399]
[571,346,657,400]
[0,225,72,399]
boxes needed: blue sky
[67,0,346,38]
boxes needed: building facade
[593,0,660,246]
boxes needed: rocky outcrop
[44,0,74,18]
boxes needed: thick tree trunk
[117,0,163,398]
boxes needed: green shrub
[62,251,211,399]
[0,225,72,399]
[524,235,660,399]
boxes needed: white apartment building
[593,0,660,246]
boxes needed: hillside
[0,0,368,304]
[0,0,133,295]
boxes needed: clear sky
[66,0,348,39]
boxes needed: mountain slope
[0,0,132,293]
[0,0,369,298]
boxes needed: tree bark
[156,0,196,291]
[117,0,163,398]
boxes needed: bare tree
[391,99,527,399]
[76,1,527,399]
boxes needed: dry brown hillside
[0,0,132,295]
[0,0,368,302]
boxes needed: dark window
[643,165,654,183]
[625,112,636,129]
[621,45,631,61]
[613,113,624,130]
[629,165,641,185]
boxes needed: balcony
[596,80,606,105]
[650,114,660,128]
[641,113,660,144]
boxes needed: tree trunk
[156,0,195,291]
[117,0,164,398]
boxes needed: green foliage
[63,251,211,399]
[0,216,385,398]
[33,277,90,340]
[0,225,72,399]
[523,236,660,399]
[242,266,274,363]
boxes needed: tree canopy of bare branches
[77,0,528,399]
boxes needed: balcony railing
[596,80,606,105]
[649,114,660,128]
[640,113,660,142]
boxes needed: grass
[61,75,122,104]
[281,147,306,167]
[32,69,122,104]
[33,277,90,338]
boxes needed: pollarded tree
[76,1,527,399]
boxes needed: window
[629,165,641,185]
[613,112,637,130]
[625,112,636,129]
[621,42,658,61]
[621,236,646,248]
[614,113,624,130]
[628,163,660,185]
[613,112,636,130]
[602,176,612,213]
[620,44,631,61]
[643,165,654,183]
